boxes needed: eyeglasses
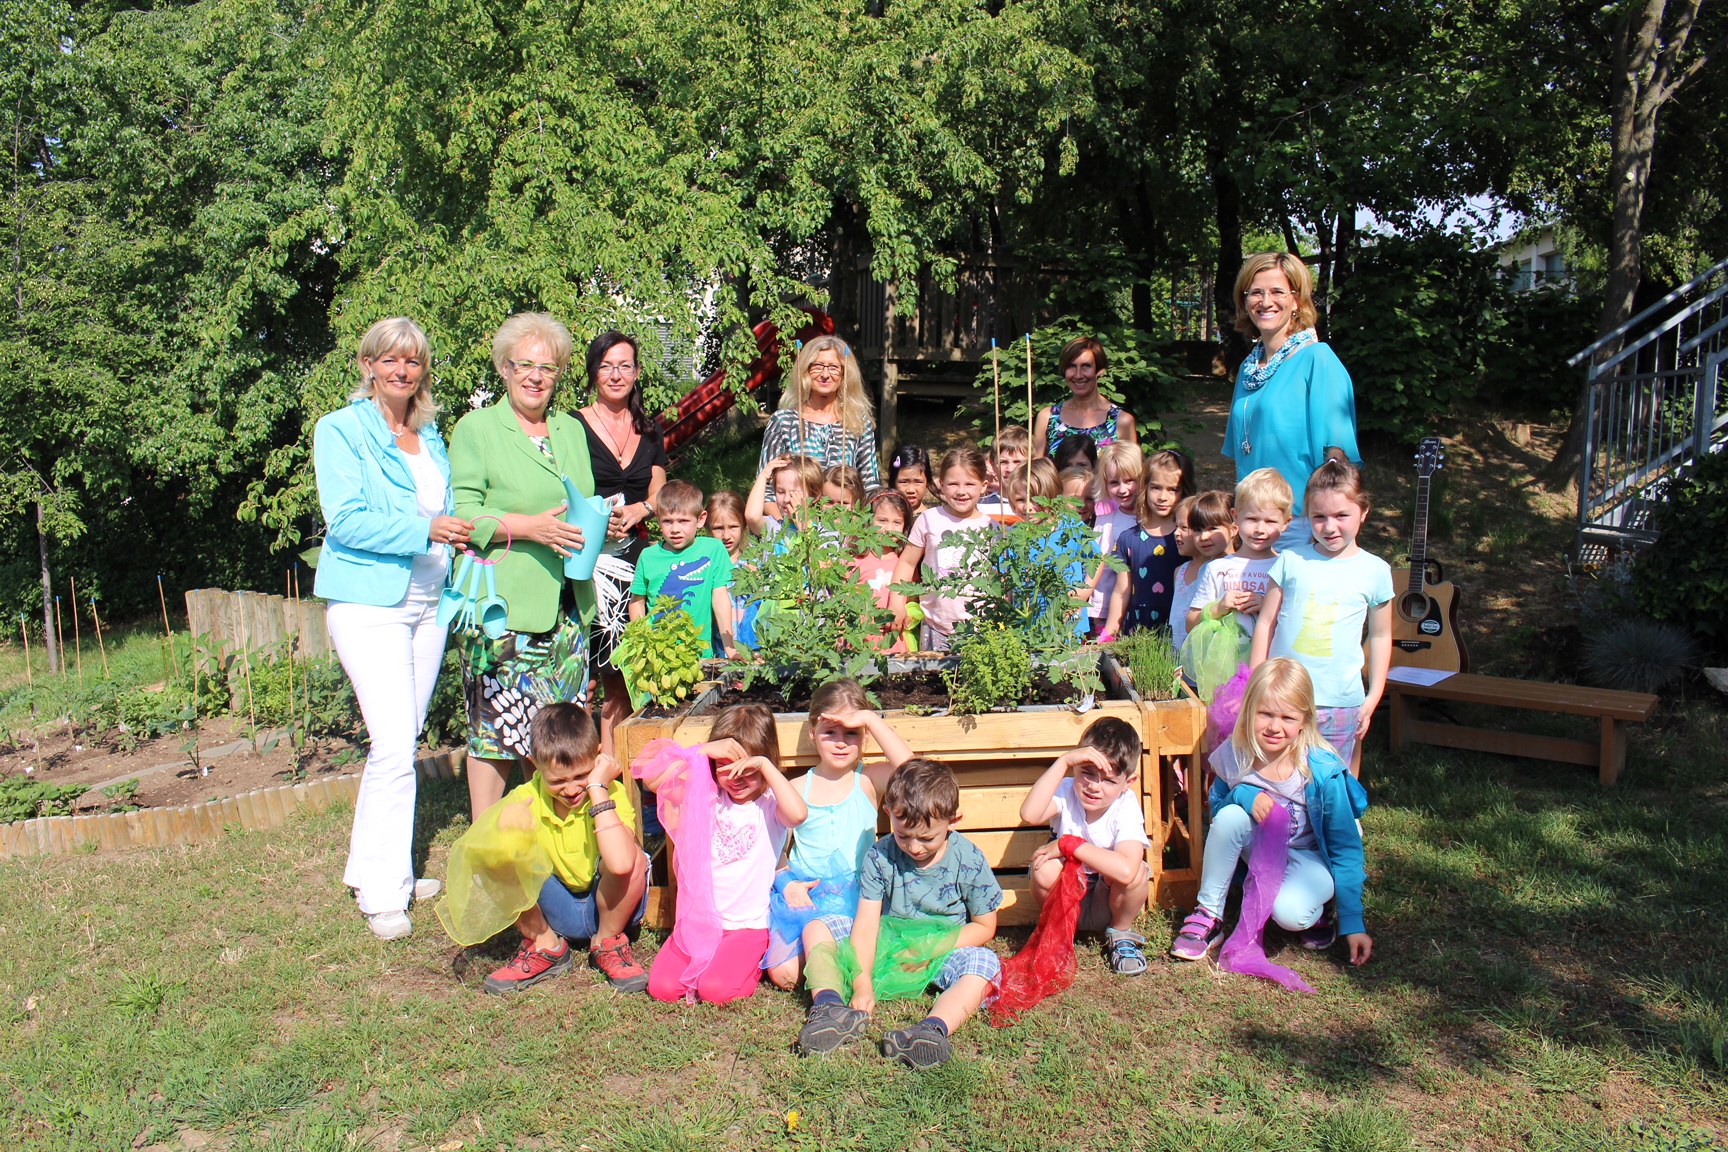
[597,364,638,377]
[1244,288,1292,302]
[808,365,844,380]
[508,359,562,378]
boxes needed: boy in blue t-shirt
[794,758,1004,1069]
[628,480,736,657]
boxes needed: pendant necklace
[590,407,634,463]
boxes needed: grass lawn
[3,703,1725,1152]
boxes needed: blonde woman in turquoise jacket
[315,317,473,941]
[448,313,599,818]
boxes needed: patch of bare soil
[0,716,365,816]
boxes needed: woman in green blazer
[448,312,599,817]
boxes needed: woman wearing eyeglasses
[1222,252,1361,549]
[448,312,598,818]
[573,330,667,757]
[757,335,882,508]
[1033,336,1140,457]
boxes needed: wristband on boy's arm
[1058,835,1087,860]
[590,800,617,818]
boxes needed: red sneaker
[590,933,649,993]
[483,939,573,995]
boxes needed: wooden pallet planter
[0,749,467,860]
[617,674,1205,930]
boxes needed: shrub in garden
[1106,628,1181,701]
[1580,618,1700,695]
[615,597,706,710]
[1633,450,1728,659]
[726,502,901,699]
[946,625,1033,715]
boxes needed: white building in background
[1498,225,1572,291]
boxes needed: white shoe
[365,910,413,940]
[412,878,443,902]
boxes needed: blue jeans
[1195,804,1333,930]
[538,856,650,943]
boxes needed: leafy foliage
[726,502,900,699]
[900,499,1108,702]
[971,319,1184,447]
[0,776,88,824]
[616,597,706,711]
[945,626,1032,716]
[1106,628,1181,702]
[1632,451,1728,657]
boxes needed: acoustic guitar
[1387,438,1468,673]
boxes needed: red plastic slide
[659,310,835,456]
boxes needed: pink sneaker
[483,940,573,995]
[1170,909,1222,962]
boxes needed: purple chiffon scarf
[1218,801,1316,995]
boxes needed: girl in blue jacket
[1170,658,1372,966]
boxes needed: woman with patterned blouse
[757,335,881,508]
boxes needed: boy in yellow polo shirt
[437,704,651,993]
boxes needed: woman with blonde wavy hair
[756,335,881,508]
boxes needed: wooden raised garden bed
[618,658,1206,929]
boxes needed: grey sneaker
[796,1002,870,1055]
[1170,909,1222,962]
[1105,928,1149,976]
[412,878,443,902]
[880,1020,952,1069]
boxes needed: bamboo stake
[68,576,84,685]
[89,598,109,678]
[157,574,179,683]
[294,566,309,719]
[53,597,66,680]
[1025,333,1035,497]
[19,615,32,686]
[991,337,1002,466]
[284,570,294,727]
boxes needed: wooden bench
[1386,673,1657,785]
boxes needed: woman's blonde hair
[781,335,871,439]
[353,317,438,431]
[491,313,574,380]
[1231,253,1319,339]
[1230,658,1337,778]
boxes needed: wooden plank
[1403,719,1597,767]
[1387,674,1656,721]
[956,785,1039,830]
[964,829,1048,869]
[1600,716,1626,786]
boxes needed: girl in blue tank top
[762,678,917,991]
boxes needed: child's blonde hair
[707,490,746,529]
[823,464,866,506]
[1235,467,1295,517]
[1095,442,1144,504]
[1027,458,1061,500]
[774,455,826,503]
[1230,658,1337,778]
[808,677,869,728]
[995,425,1030,461]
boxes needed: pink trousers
[647,928,770,1004]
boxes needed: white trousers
[328,589,447,914]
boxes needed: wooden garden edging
[0,750,466,860]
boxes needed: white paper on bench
[1387,667,1457,686]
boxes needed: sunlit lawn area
[3,701,1724,1152]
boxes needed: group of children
[437,427,1393,1067]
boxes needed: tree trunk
[37,500,59,674]
[1211,155,1250,375]
[1546,0,1710,489]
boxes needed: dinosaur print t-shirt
[631,537,735,653]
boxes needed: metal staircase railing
[1569,256,1728,559]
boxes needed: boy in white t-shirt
[1018,716,1151,975]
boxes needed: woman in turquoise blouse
[448,313,598,818]
[1222,252,1361,549]
[314,317,472,940]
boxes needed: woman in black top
[574,330,668,756]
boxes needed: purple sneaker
[1170,909,1222,962]
[1298,913,1337,951]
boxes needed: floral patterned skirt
[459,608,590,763]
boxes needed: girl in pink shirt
[887,447,996,652]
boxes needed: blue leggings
[1195,805,1333,930]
